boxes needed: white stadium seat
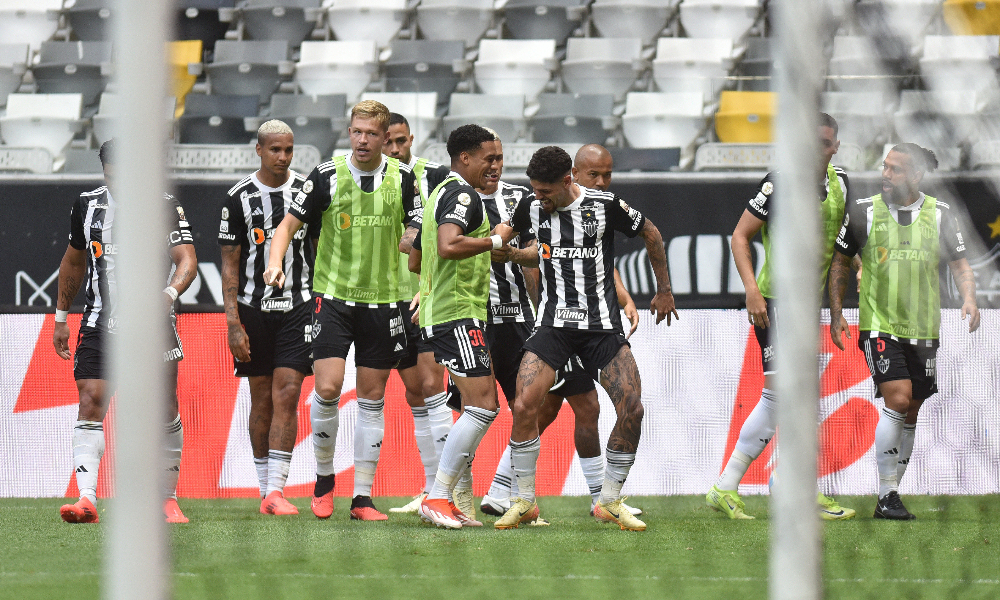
[325,0,409,48]
[0,93,82,160]
[416,0,495,48]
[0,44,29,107]
[561,37,645,100]
[920,35,1000,96]
[474,38,556,100]
[652,37,738,103]
[621,91,708,164]
[0,0,62,52]
[820,91,892,150]
[443,93,526,145]
[678,0,761,41]
[894,90,1000,161]
[590,0,677,46]
[827,35,898,95]
[295,40,379,103]
[361,92,439,153]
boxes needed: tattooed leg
[599,345,644,454]
[510,351,556,443]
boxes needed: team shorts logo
[581,210,598,237]
[252,227,266,245]
[304,324,312,343]
[311,321,322,338]
[925,358,936,377]
[477,351,490,369]
[555,307,587,322]
[877,355,890,374]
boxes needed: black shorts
[752,302,778,375]
[311,295,407,369]
[396,301,432,371]
[486,320,532,402]
[422,318,492,378]
[523,325,628,381]
[860,333,939,401]
[549,354,597,397]
[234,302,313,377]
[74,312,183,381]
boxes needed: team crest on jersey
[762,181,774,196]
[458,193,471,206]
[581,210,598,237]
[877,355,890,374]
[221,207,229,220]
[303,180,314,194]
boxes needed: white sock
[734,388,777,458]
[429,406,496,501]
[455,466,473,492]
[266,449,292,496]
[254,457,268,498]
[897,423,916,485]
[875,406,906,498]
[579,455,604,505]
[353,397,385,498]
[600,449,636,504]
[310,389,339,477]
[73,420,104,503]
[410,405,437,492]
[487,444,514,500]
[163,415,183,500]
[716,449,753,492]
[510,436,541,502]
[425,392,453,465]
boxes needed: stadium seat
[204,40,292,103]
[826,35,903,94]
[0,44,29,107]
[678,0,762,41]
[384,40,467,105]
[294,40,378,103]
[621,91,708,153]
[820,91,892,150]
[176,93,259,144]
[692,142,772,170]
[735,36,771,91]
[652,37,738,103]
[854,0,940,50]
[893,89,998,153]
[416,0,494,48]
[269,93,346,159]
[65,0,113,41]
[326,0,409,48]
[31,41,112,107]
[0,146,53,173]
[714,90,774,143]
[443,93,525,145]
[944,0,1000,36]
[0,0,61,51]
[560,37,645,100]
[530,93,615,145]
[474,39,556,100]
[502,0,588,46]
[61,147,104,173]
[175,0,234,53]
[361,92,438,153]
[92,93,177,145]
[170,40,203,118]
[609,147,681,171]
[0,93,83,159]
[590,0,676,46]
[229,0,322,47]
[919,35,1000,95]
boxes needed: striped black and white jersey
[68,187,194,332]
[511,185,646,331]
[219,171,314,312]
[480,181,537,324]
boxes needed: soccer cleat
[389,491,427,514]
[164,498,189,524]
[60,497,99,524]
[419,498,462,529]
[818,493,856,521]
[494,497,539,530]
[593,497,646,531]
[706,485,754,520]
[480,493,511,517]
[449,501,482,527]
[349,495,388,521]
[453,488,475,520]
[591,500,643,517]
[874,491,916,521]
[311,491,334,519]
[260,491,299,516]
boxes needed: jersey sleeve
[426,164,451,194]
[746,173,774,221]
[68,197,86,250]
[834,198,866,256]
[435,186,484,234]
[940,203,967,262]
[608,195,646,238]
[511,196,533,234]
[401,167,420,226]
[218,193,244,246]
[288,165,331,226]
[168,195,195,248]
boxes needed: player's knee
[314,379,343,402]
[572,393,601,426]
[624,393,644,423]
[77,387,105,420]
[513,394,539,421]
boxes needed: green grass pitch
[2,495,998,600]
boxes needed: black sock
[351,494,375,509]
[314,473,335,497]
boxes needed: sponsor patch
[302,180,314,194]
[762,181,774,196]
[176,206,187,221]
[222,207,229,220]
[453,204,467,217]
[260,297,292,312]
[458,193,471,206]
[220,221,229,233]
[491,302,522,317]
[555,307,587,322]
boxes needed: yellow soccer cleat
[389,492,427,514]
[494,497,539,530]
[593,497,647,531]
[706,485,755,520]
[453,488,475,521]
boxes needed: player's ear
[256,143,262,158]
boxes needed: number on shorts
[315,297,322,313]
[469,329,485,347]
[877,338,885,353]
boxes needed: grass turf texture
[1,495,998,600]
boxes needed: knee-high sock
[163,415,183,499]
[73,420,105,503]
[410,405,437,492]
[579,455,604,504]
[310,390,339,477]
[897,423,916,485]
[510,436,542,502]
[425,392,453,465]
[266,450,292,495]
[488,444,515,500]
[254,457,268,498]
[428,406,496,501]
[600,449,636,504]
[353,397,385,498]
[716,388,777,491]
[875,406,906,498]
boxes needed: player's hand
[962,300,980,333]
[746,289,769,328]
[623,301,639,339]
[263,265,285,289]
[492,222,515,244]
[650,291,678,325]
[53,321,71,360]
[409,292,420,324]
[227,322,251,363]
[490,245,513,263]
[830,313,851,351]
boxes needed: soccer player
[264,100,420,520]
[413,124,516,529]
[383,113,456,515]
[497,145,678,531]
[53,139,198,524]
[829,143,979,520]
[220,120,315,515]
[707,113,856,520]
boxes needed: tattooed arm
[639,218,678,325]
[399,223,419,254]
[220,244,250,362]
[53,245,87,360]
[950,258,980,333]
[828,252,853,351]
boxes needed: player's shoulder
[227,175,255,197]
[831,165,850,186]
[853,194,875,206]
[579,185,616,204]
[81,186,108,201]
[290,170,308,186]
[499,180,530,198]
[315,159,337,174]
[395,157,414,175]
[930,194,953,211]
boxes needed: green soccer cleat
[706,485,755,519]
[818,493,856,520]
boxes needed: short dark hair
[446,124,495,159]
[99,139,115,166]
[525,145,572,183]
[819,112,838,137]
[891,143,938,172]
[389,112,409,129]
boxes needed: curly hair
[446,124,495,159]
[525,145,572,183]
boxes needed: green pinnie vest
[397,157,428,301]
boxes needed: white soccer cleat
[389,492,427,514]
[419,497,462,529]
[480,493,511,517]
